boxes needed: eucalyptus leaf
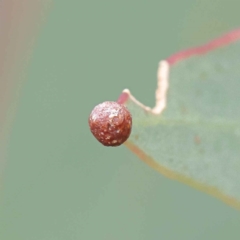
[119,29,240,209]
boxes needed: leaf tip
[117,89,130,104]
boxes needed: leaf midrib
[133,117,240,130]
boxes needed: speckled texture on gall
[88,101,132,146]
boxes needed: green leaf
[119,29,240,209]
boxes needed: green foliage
[124,39,240,208]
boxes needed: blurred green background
[1,0,240,239]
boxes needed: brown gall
[88,101,132,146]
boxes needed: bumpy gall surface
[88,101,132,146]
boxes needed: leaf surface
[119,29,240,208]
